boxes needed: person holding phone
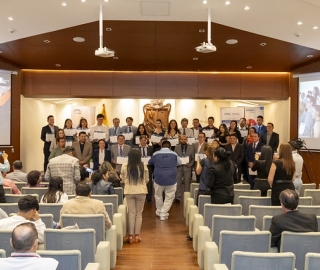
[0,151,10,203]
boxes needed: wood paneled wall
[22,70,290,99]
[0,60,21,167]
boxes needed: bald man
[0,222,58,269]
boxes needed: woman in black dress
[216,123,230,147]
[229,120,241,142]
[251,145,272,196]
[268,143,296,205]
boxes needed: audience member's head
[11,223,38,252]
[27,170,41,187]
[42,177,64,203]
[12,160,23,170]
[18,195,39,220]
[279,189,299,211]
[161,140,171,149]
[91,170,103,186]
[80,167,88,181]
[63,146,75,155]
[75,182,91,197]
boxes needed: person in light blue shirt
[0,151,10,203]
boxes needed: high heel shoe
[125,235,134,244]
[135,236,141,243]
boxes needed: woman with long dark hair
[229,120,241,142]
[207,147,237,204]
[121,149,149,243]
[268,143,296,206]
[133,124,149,146]
[251,145,272,196]
[41,177,68,203]
[151,119,165,152]
[216,123,230,147]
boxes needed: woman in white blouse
[41,177,68,203]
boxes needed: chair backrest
[248,205,282,230]
[39,203,64,221]
[238,196,271,215]
[193,188,199,202]
[300,184,316,197]
[262,215,273,231]
[37,250,81,270]
[298,205,320,216]
[114,187,123,206]
[0,203,18,216]
[233,183,250,190]
[21,187,48,200]
[280,231,320,270]
[0,230,13,256]
[212,215,256,247]
[299,196,313,205]
[0,249,5,258]
[3,187,12,194]
[190,183,199,198]
[219,230,271,269]
[61,214,105,244]
[91,195,118,212]
[317,216,320,232]
[305,252,320,270]
[304,190,320,205]
[5,194,39,203]
[267,189,272,197]
[204,204,242,228]
[44,229,96,269]
[231,251,296,270]
[85,263,101,270]
[198,195,211,216]
[234,190,261,204]
[103,203,114,223]
[38,214,53,228]
[12,182,27,191]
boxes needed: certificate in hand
[123,132,133,140]
[240,130,248,138]
[93,132,106,140]
[203,130,214,138]
[135,136,140,145]
[180,156,190,165]
[141,157,151,164]
[188,138,195,145]
[64,129,76,136]
[195,153,207,161]
[248,168,257,175]
[117,156,128,164]
[169,138,179,146]
[65,141,73,147]
[46,133,55,142]
[150,135,162,143]
[110,136,117,143]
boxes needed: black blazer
[138,146,154,157]
[92,149,112,170]
[260,132,279,153]
[270,210,318,250]
[41,125,59,150]
[245,141,264,163]
[225,143,244,167]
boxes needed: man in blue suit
[245,132,264,189]
[254,115,267,136]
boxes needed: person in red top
[2,171,21,194]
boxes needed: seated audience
[5,160,27,182]
[40,177,68,203]
[89,170,115,195]
[2,171,21,194]
[0,208,8,219]
[270,189,318,251]
[0,195,46,243]
[27,170,46,187]
[59,182,112,230]
[0,223,58,270]
[100,161,121,187]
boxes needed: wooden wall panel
[70,71,113,97]
[198,73,241,98]
[156,73,198,98]
[23,70,71,97]
[113,72,156,98]
[240,73,289,99]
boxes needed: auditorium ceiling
[1,0,320,72]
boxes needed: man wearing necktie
[122,117,138,147]
[179,118,193,138]
[174,135,195,203]
[111,134,131,172]
[254,115,267,136]
[108,118,124,150]
[245,132,264,189]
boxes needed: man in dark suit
[254,115,267,136]
[110,134,131,172]
[108,117,124,150]
[40,115,59,172]
[121,116,138,146]
[136,135,154,202]
[260,122,279,153]
[194,132,207,183]
[270,189,318,251]
[245,132,264,189]
[174,135,195,202]
[92,139,112,170]
[225,134,244,183]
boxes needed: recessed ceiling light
[244,6,250,10]
[307,55,313,58]
[313,26,318,30]
[8,17,13,21]
[44,40,51,43]
[297,21,302,25]
[104,0,109,2]
[193,57,199,60]
[113,56,118,59]
[225,1,231,5]
[260,42,267,46]
[106,28,112,31]
[55,64,61,67]
[226,39,238,44]
[81,0,86,2]
[247,66,252,69]
[199,29,205,33]
[73,37,85,42]
[0,51,2,54]
[61,2,67,6]
[203,0,208,4]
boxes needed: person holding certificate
[151,119,165,152]
[121,117,138,147]
[63,118,77,146]
[92,139,112,171]
[132,124,149,147]
[202,116,219,138]
[111,134,131,172]
[164,119,180,150]
[90,113,109,150]
[228,120,242,142]
[72,131,93,166]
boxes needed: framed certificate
[110,136,117,143]
[93,132,106,140]
[117,156,128,164]
[180,156,190,165]
[203,130,214,138]
[150,135,162,143]
[123,132,133,140]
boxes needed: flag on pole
[100,104,109,126]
